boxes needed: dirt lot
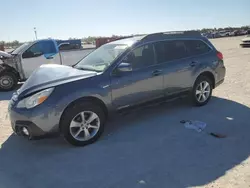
[0,36,250,188]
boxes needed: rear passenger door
[184,39,213,67]
[154,40,195,95]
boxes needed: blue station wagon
[8,31,226,146]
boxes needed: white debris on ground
[183,120,207,132]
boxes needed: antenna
[34,27,38,40]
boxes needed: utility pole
[34,27,38,40]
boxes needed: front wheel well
[196,71,215,88]
[59,96,108,130]
[0,65,20,80]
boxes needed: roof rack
[142,30,201,42]
[115,36,135,40]
[162,30,200,35]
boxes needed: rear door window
[59,43,81,51]
[185,40,211,56]
[154,40,189,63]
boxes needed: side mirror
[44,54,54,59]
[117,62,132,72]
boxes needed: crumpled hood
[18,64,97,98]
[0,50,12,58]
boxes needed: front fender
[52,83,112,119]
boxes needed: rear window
[59,43,81,51]
[185,40,211,56]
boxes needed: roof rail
[115,36,134,40]
[142,30,201,42]
[162,30,201,35]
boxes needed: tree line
[0,40,23,48]
[1,26,249,48]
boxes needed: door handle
[152,70,162,76]
[190,61,197,67]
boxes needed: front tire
[60,102,106,146]
[0,72,18,91]
[191,75,213,106]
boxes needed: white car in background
[240,35,250,48]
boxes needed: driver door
[110,44,164,109]
[21,40,60,79]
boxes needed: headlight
[17,88,54,109]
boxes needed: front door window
[22,43,43,59]
[125,44,155,70]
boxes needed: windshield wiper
[75,66,100,72]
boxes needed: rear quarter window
[185,40,211,56]
[59,43,81,51]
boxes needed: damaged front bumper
[0,54,25,80]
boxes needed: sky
[1,0,250,42]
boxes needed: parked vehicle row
[202,29,250,39]
[8,31,226,146]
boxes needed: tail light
[217,51,223,60]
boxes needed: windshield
[75,43,128,72]
[11,42,31,55]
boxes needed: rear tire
[60,102,106,146]
[0,72,18,91]
[191,75,213,106]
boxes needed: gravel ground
[0,36,250,188]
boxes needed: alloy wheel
[195,81,211,103]
[69,111,100,141]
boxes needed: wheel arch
[0,64,20,80]
[59,96,108,131]
[195,71,215,88]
